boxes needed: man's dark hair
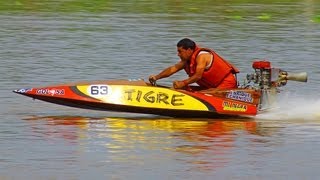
[177,38,196,50]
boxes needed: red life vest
[184,46,239,88]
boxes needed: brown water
[1,1,320,179]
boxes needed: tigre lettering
[125,89,184,106]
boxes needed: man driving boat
[149,38,239,89]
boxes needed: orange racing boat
[13,61,307,118]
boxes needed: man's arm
[150,61,185,81]
[174,54,210,88]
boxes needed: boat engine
[246,60,308,89]
[246,60,272,89]
[245,60,308,110]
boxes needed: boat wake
[256,92,320,121]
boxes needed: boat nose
[13,88,33,94]
[13,89,20,94]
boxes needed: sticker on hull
[76,85,210,110]
[36,88,65,96]
[222,101,247,112]
[226,91,253,103]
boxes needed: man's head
[177,38,196,62]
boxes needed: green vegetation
[0,0,318,23]
[312,15,320,23]
[0,0,313,13]
[257,13,271,20]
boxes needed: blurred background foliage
[0,0,318,23]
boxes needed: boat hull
[13,80,260,118]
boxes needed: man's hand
[173,80,187,89]
[149,75,157,85]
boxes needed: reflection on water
[23,115,268,171]
[21,114,320,177]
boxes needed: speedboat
[13,60,307,118]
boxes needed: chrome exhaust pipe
[279,71,308,82]
[286,72,308,82]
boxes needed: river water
[1,1,320,179]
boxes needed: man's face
[177,46,193,62]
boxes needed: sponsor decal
[36,89,65,96]
[226,91,253,103]
[16,88,32,93]
[222,101,247,112]
[124,89,184,106]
